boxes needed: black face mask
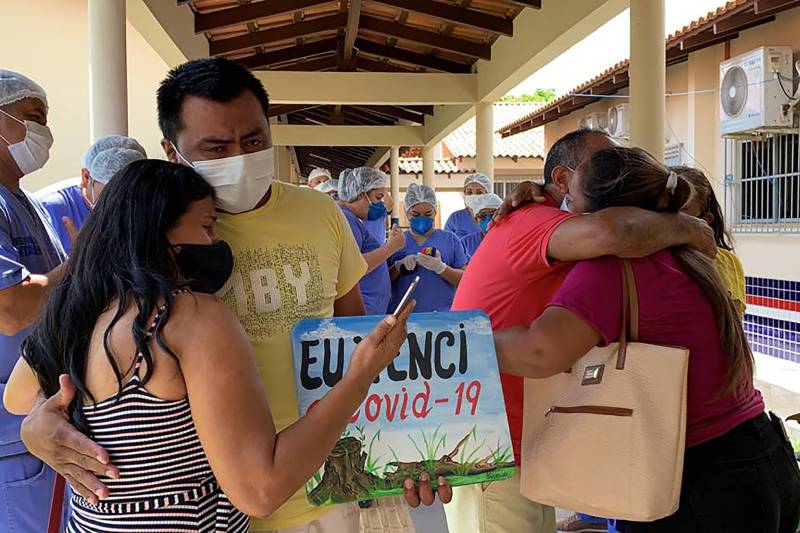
[172,241,234,294]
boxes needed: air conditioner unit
[578,112,607,131]
[719,46,794,136]
[607,104,630,138]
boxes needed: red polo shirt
[451,198,574,464]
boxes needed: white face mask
[175,146,274,214]
[0,109,53,175]
[464,193,486,213]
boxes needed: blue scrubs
[388,229,468,313]
[460,230,485,260]
[444,208,480,238]
[364,216,387,245]
[341,207,391,315]
[0,184,66,532]
[37,184,90,255]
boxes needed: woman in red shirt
[494,146,800,533]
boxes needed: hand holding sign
[349,301,415,387]
[293,310,514,507]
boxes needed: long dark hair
[22,160,215,433]
[671,165,734,251]
[579,147,754,398]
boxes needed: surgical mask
[464,194,486,212]
[410,216,434,235]
[478,214,492,233]
[0,109,53,175]
[173,240,234,294]
[175,145,274,214]
[365,193,387,221]
[560,196,574,213]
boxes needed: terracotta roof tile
[498,0,796,136]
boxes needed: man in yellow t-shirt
[159,59,368,532]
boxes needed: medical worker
[460,193,502,259]
[38,137,145,253]
[314,177,340,203]
[444,172,492,238]
[0,69,67,532]
[338,168,404,315]
[307,167,331,188]
[364,192,391,245]
[389,183,467,313]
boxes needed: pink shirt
[549,250,764,448]
[452,200,574,463]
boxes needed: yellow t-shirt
[216,180,367,530]
[715,248,747,316]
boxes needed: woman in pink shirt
[494,146,800,533]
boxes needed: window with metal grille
[493,179,535,199]
[725,133,800,233]
[664,143,684,168]
[494,181,515,198]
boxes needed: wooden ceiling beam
[277,54,339,71]
[303,149,365,168]
[288,114,319,125]
[372,0,514,36]
[359,15,491,60]
[355,38,472,73]
[400,105,434,115]
[327,145,374,159]
[209,14,346,56]
[506,0,542,7]
[677,31,738,55]
[268,104,320,117]
[238,38,338,69]
[195,0,331,33]
[298,106,335,122]
[355,105,424,124]
[343,0,362,61]
[291,111,328,125]
[343,107,396,125]
[355,56,417,73]
[755,0,800,14]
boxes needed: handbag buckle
[581,364,605,386]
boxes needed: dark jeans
[619,413,800,533]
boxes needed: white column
[89,0,128,141]
[422,145,435,190]
[475,102,494,179]
[390,146,401,223]
[629,0,665,161]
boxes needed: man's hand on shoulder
[492,181,548,225]
[21,375,119,504]
[679,212,716,258]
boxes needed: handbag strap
[48,474,66,533]
[615,260,640,370]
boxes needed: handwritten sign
[292,311,515,506]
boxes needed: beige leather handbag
[520,260,690,522]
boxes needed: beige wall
[543,7,800,281]
[1,0,169,192]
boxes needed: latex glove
[386,225,405,255]
[394,255,417,272]
[416,251,447,275]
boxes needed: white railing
[725,132,800,233]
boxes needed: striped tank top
[67,294,250,532]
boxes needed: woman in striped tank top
[4,160,415,531]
